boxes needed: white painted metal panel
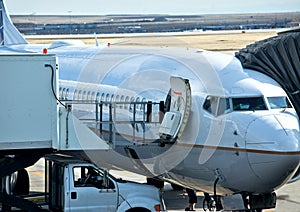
[0,54,58,150]
[159,112,181,137]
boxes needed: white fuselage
[2,43,300,195]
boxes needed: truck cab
[46,155,165,212]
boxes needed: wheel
[12,169,30,195]
[126,207,150,212]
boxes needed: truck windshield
[232,97,267,111]
[267,96,292,109]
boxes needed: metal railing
[62,100,165,147]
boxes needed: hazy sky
[5,0,300,15]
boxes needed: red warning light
[43,48,48,54]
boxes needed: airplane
[1,0,300,211]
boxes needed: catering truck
[45,154,165,212]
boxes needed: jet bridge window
[203,96,230,116]
[233,97,267,111]
[267,96,292,109]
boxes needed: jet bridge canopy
[235,32,300,116]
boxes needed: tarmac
[26,159,300,212]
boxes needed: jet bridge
[235,32,300,117]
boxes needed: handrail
[60,100,165,146]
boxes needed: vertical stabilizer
[0,0,27,46]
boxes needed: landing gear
[203,193,215,211]
[202,192,223,212]
[243,192,276,212]
[202,178,223,211]
[202,192,275,212]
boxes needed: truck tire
[12,169,30,195]
[126,208,150,212]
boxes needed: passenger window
[101,93,105,102]
[96,92,100,102]
[82,91,87,100]
[130,97,135,111]
[124,96,130,109]
[136,97,140,110]
[91,92,95,101]
[77,90,82,100]
[62,88,66,100]
[120,96,124,109]
[233,97,267,111]
[59,87,62,99]
[115,95,120,108]
[65,88,69,100]
[73,90,78,100]
[141,98,147,111]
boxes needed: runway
[27,159,300,211]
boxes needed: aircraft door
[159,76,191,141]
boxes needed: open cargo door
[159,76,191,141]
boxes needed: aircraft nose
[245,113,300,188]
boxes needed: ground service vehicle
[46,155,165,212]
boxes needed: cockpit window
[267,96,292,109]
[203,96,230,116]
[232,97,267,111]
[218,97,231,115]
[203,96,218,114]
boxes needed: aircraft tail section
[0,0,27,46]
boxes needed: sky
[5,0,300,15]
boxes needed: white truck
[46,155,165,212]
